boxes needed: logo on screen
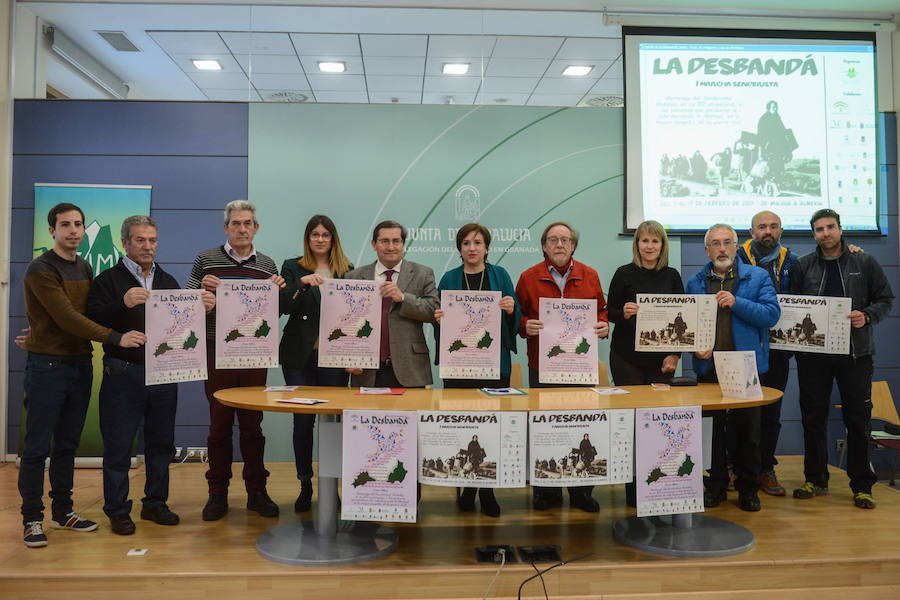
[454,185,481,221]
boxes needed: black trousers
[700,368,761,494]
[758,350,790,473]
[795,354,876,493]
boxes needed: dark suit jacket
[345,260,439,387]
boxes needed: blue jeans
[100,357,177,517]
[283,351,348,480]
[19,353,93,524]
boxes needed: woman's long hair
[298,215,352,277]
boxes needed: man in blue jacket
[688,224,780,512]
[737,211,799,496]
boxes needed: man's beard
[713,257,734,271]
[755,236,778,251]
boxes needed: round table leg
[256,519,398,566]
[613,513,754,558]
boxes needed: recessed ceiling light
[192,59,222,71]
[563,65,593,76]
[318,61,346,73]
[442,63,470,75]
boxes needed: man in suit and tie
[346,220,439,387]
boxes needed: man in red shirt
[516,221,609,512]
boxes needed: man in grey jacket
[346,220,439,388]
[790,209,893,509]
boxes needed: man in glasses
[346,220,439,388]
[515,221,609,512]
[686,223,780,512]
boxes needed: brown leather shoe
[759,471,786,496]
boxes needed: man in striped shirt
[187,200,285,521]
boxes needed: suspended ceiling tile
[589,78,624,95]
[256,89,314,103]
[368,91,421,104]
[491,36,563,59]
[171,53,243,74]
[479,76,538,94]
[423,75,482,93]
[366,75,423,93]
[306,73,367,92]
[603,60,624,79]
[546,58,614,78]
[187,71,251,89]
[299,55,364,75]
[556,37,622,60]
[364,56,425,76]
[235,54,304,75]
[427,35,497,58]
[425,56,488,76]
[475,92,531,105]
[148,31,229,55]
[485,58,552,78]
[360,34,428,57]
[314,90,369,104]
[203,88,261,102]
[220,32,295,55]
[421,91,476,105]
[290,33,360,56]
[533,76,598,95]
[526,93,585,106]
[250,73,311,90]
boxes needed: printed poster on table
[769,294,851,354]
[538,298,598,385]
[635,406,704,517]
[714,351,763,399]
[635,294,716,352]
[418,411,527,488]
[215,280,279,369]
[145,289,207,385]
[318,279,381,369]
[529,409,634,487]
[341,410,418,523]
[438,290,501,380]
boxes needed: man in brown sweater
[20,202,145,548]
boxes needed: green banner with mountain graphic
[31,183,152,456]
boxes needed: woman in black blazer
[279,215,352,512]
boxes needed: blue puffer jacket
[686,260,781,376]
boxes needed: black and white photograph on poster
[417,411,527,488]
[529,409,634,487]
[635,294,717,352]
[769,294,851,354]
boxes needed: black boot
[457,487,476,511]
[295,480,313,513]
[479,488,501,518]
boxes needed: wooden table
[215,384,782,564]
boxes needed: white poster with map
[713,350,763,400]
[341,410,418,523]
[214,280,279,369]
[145,289,207,385]
[418,411,527,488]
[438,290,501,380]
[635,294,717,352]
[635,406,704,517]
[538,298,599,385]
[529,409,634,487]
[769,294,851,354]
[318,279,382,369]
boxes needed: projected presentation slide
[625,35,878,232]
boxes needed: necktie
[380,269,395,361]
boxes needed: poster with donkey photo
[417,411,527,488]
[635,294,717,352]
[529,409,634,487]
[769,294,851,354]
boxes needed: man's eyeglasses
[546,236,573,246]
[376,238,404,247]
[706,240,736,249]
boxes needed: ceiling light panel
[192,59,222,71]
[147,31,228,55]
[491,36,563,59]
[426,56,483,76]
[550,58,610,78]
[235,54,304,75]
[174,54,240,73]
[290,33,360,56]
[360,34,427,57]
[363,56,426,76]
[428,35,497,58]
[562,65,593,76]
[300,56,362,75]
[220,32,295,55]
[442,63,470,75]
[485,58,552,78]
[556,37,622,60]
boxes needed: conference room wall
[6,100,248,455]
[680,165,900,473]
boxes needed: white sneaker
[51,512,99,532]
[24,521,48,548]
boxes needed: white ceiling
[19,1,898,106]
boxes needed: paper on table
[358,387,406,395]
[265,385,298,392]
[275,397,329,405]
[591,387,630,395]
[480,387,527,396]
